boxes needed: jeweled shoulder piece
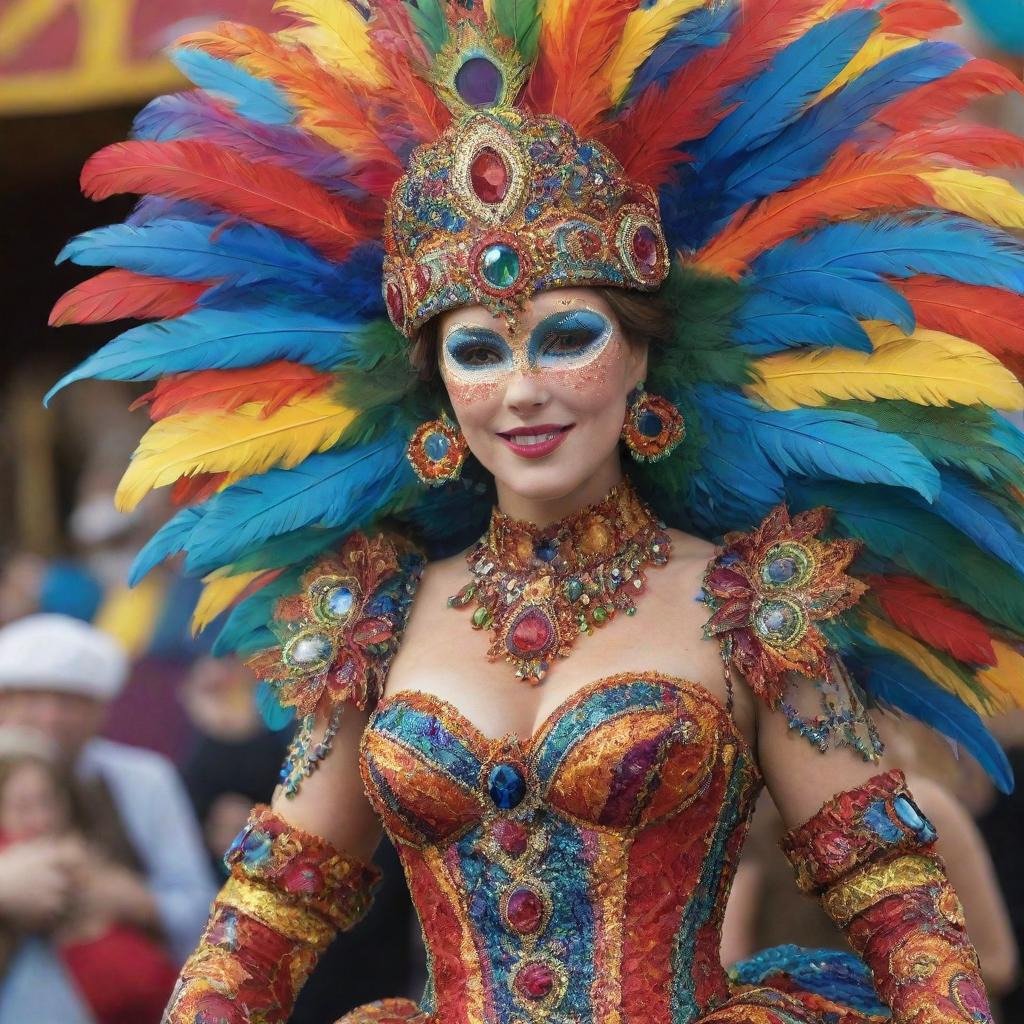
[702,505,880,761]
[450,481,670,683]
[247,532,424,795]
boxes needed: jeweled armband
[782,772,993,1023]
[162,806,382,1024]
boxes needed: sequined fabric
[352,673,885,1024]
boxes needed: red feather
[877,58,1023,131]
[876,0,960,36]
[525,0,638,136]
[171,473,228,506]
[880,124,1024,168]
[81,139,373,262]
[896,276,1024,366]
[367,0,432,66]
[598,0,824,187]
[130,362,334,420]
[50,270,206,327]
[696,144,934,276]
[868,575,997,665]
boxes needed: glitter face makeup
[437,287,647,511]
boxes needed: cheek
[444,374,507,408]
[545,334,630,411]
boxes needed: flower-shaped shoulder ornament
[703,506,867,706]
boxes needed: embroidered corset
[359,672,762,1024]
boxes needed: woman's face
[0,761,68,842]
[438,288,647,511]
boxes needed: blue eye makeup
[444,328,514,372]
[529,309,612,367]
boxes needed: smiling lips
[497,424,574,459]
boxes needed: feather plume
[193,569,268,632]
[116,396,357,511]
[868,575,996,665]
[213,567,302,656]
[404,0,449,55]
[604,0,707,103]
[171,473,228,506]
[491,0,543,63]
[897,276,1024,367]
[748,335,1024,411]
[525,0,637,134]
[273,0,386,85]
[129,507,205,586]
[861,653,1013,793]
[167,47,295,125]
[182,438,414,574]
[876,57,1023,130]
[132,363,333,420]
[876,0,961,37]
[81,141,371,262]
[599,0,825,186]
[50,271,205,327]
[863,612,998,715]
[817,31,917,100]
[977,641,1024,713]
[880,124,1024,168]
[919,168,1024,231]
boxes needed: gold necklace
[448,480,671,683]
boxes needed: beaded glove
[782,771,993,1024]
[162,805,381,1024]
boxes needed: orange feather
[877,58,1023,131]
[597,0,825,186]
[695,144,933,276]
[880,124,1024,168]
[171,472,229,506]
[131,362,334,420]
[896,276,1024,366]
[49,270,206,327]
[525,0,638,136]
[868,575,996,666]
[876,0,960,36]
[82,139,373,262]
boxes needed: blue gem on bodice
[893,794,937,842]
[488,763,527,809]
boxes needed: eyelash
[448,339,508,368]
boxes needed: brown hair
[408,285,671,381]
[0,748,90,837]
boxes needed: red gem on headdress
[516,962,556,1000]
[579,231,602,259]
[385,280,405,324]
[506,887,545,934]
[413,265,432,299]
[631,226,659,276]
[494,820,529,856]
[510,609,552,655]
[470,147,510,204]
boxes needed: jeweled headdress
[50,0,1024,790]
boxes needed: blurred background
[0,2,1022,1022]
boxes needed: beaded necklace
[449,480,671,683]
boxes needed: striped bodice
[359,673,762,1024]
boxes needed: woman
[50,1,1024,1021]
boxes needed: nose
[503,370,550,414]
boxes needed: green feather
[405,0,450,56]
[491,0,542,63]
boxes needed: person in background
[0,613,216,1022]
[0,728,178,1023]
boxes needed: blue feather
[734,290,873,353]
[859,651,1013,793]
[754,216,1024,298]
[126,197,222,227]
[183,439,415,575]
[58,219,338,290]
[212,568,302,656]
[698,386,940,499]
[624,1,737,105]
[168,48,295,126]
[128,507,205,586]
[256,681,296,730]
[45,308,365,401]
[725,42,968,207]
[696,11,879,172]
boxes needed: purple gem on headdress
[631,225,659,276]
[454,57,503,107]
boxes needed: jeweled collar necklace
[449,479,671,683]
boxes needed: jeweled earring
[407,411,469,485]
[622,385,685,462]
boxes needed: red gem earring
[622,385,685,462]
[407,412,469,485]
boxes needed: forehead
[438,287,616,338]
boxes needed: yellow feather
[95,578,163,659]
[818,32,917,100]
[605,0,708,103]
[864,613,1001,716]
[193,570,266,634]
[919,168,1024,231]
[273,0,385,85]
[976,640,1024,711]
[116,397,357,512]
[747,335,1024,411]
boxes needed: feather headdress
[51,0,1024,791]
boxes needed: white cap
[0,614,128,701]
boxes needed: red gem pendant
[509,608,553,655]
